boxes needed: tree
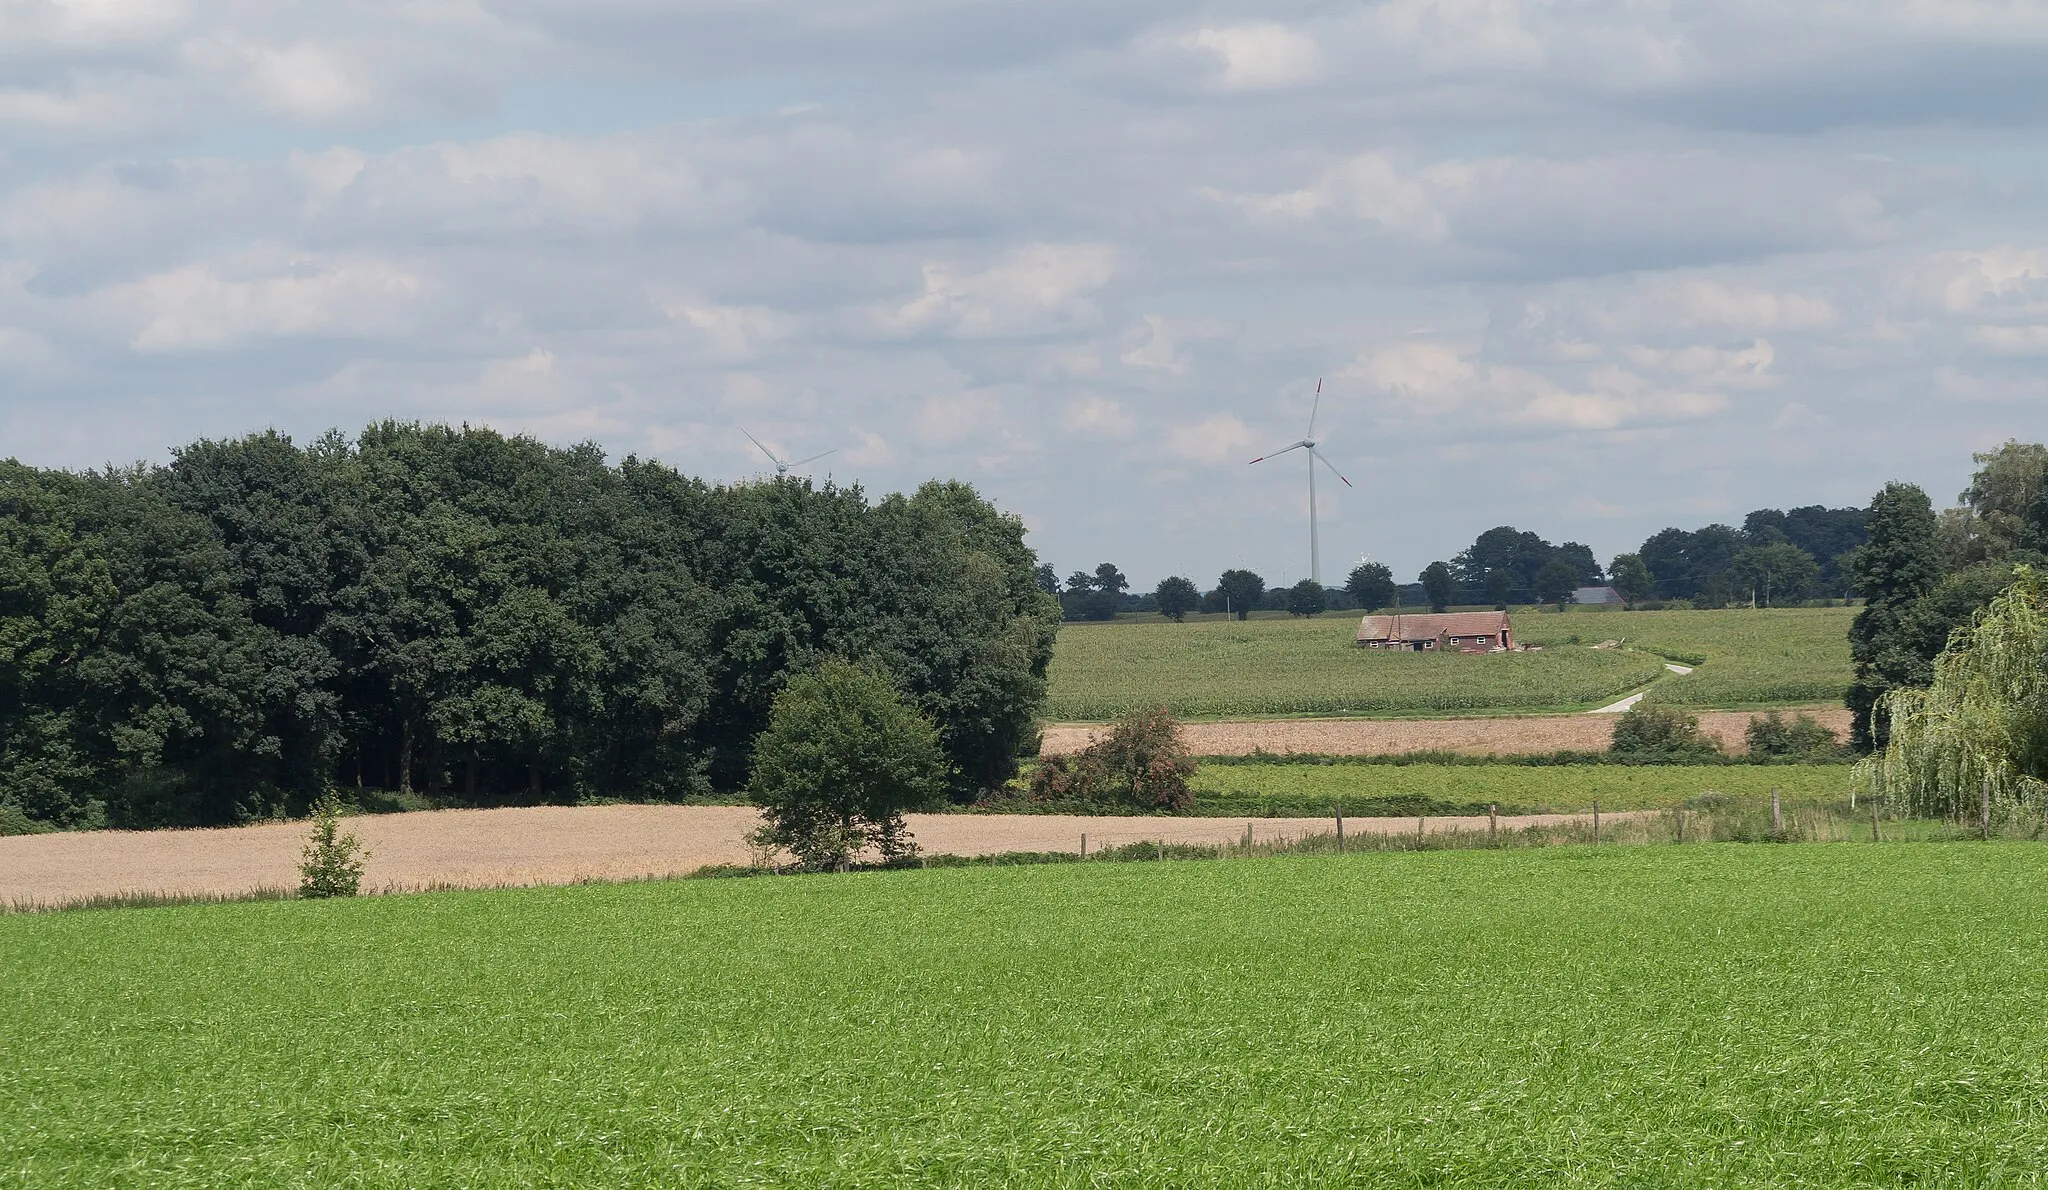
[1484,568,1513,609]
[1154,576,1201,622]
[298,793,368,898]
[1060,565,1119,621]
[1745,712,1840,758]
[1555,542,1603,584]
[1609,554,1655,607]
[1033,563,1059,595]
[1844,482,1943,750]
[1213,569,1265,620]
[1344,561,1397,612]
[746,659,944,870]
[1092,562,1130,598]
[1452,526,1554,594]
[1534,559,1580,610]
[1287,579,1327,617]
[1729,543,1820,607]
[1959,441,2048,560]
[1420,562,1454,613]
[1860,567,2048,819]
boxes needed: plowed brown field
[1040,706,1852,757]
[1,804,1632,907]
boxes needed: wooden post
[1872,798,1881,843]
[1156,840,1164,862]
[1675,807,1684,844]
[1416,814,1425,846]
[1336,804,1345,851]
[1592,800,1600,843]
[1488,803,1498,846]
[1244,821,1253,850]
[1080,832,1087,860]
[1771,787,1782,838]
[1982,775,1992,841]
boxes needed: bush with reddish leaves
[1029,708,1195,812]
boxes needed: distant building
[1355,611,1514,652]
[1573,586,1623,606]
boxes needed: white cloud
[1164,413,1257,463]
[101,255,424,350]
[1061,395,1135,436]
[1184,23,1323,90]
[878,244,1116,338]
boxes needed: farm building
[1356,611,1514,652]
[1573,585,1623,606]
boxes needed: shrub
[1744,712,1841,758]
[1611,704,1720,758]
[298,794,368,898]
[746,659,946,871]
[1029,708,1196,811]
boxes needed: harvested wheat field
[0,804,1628,907]
[1040,706,1852,757]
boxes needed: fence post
[1675,807,1684,844]
[1771,787,1782,838]
[1982,775,1992,841]
[1080,832,1087,860]
[1872,798,1881,843]
[1592,800,1600,843]
[1336,804,1345,851]
[1416,814,1425,846]
[1488,803,1498,846]
[1244,821,1253,850]
[1156,840,1164,861]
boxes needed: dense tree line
[1845,441,2048,749]
[0,425,1058,829]
[1619,506,1868,607]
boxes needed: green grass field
[7,846,2048,1186]
[1047,607,1855,719]
[1188,761,1853,816]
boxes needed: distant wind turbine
[1247,378,1352,587]
[741,427,836,477]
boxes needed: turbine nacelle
[742,427,837,476]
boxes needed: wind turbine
[741,427,836,477]
[1247,378,1352,587]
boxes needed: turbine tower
[1247,378,1352,587]
[741,427,836,477]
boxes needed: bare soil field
[1040,706,1853,757]
[0,804,1629,906]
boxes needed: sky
[5,1,2047,589]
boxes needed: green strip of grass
[7,845,2048,1186]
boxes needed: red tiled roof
[1356,611,1511,642]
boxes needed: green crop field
[1047,618,1666,719]
[8,846,2048,1185]
[1520,606,1859,707]
[1188,761,1853,816]
[1047,607,1855,719]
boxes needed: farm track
[1041,706,1853,757]
[0,804,1637,906]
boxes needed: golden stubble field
[1040,706,1853,756]
[0,805,1626,906]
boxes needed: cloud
[1183,24,1322,90]
[1061,395,1136,436]
[1164,414,1256,462]
[876,244,1116,338]
[100,254,424,350]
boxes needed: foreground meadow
[6,846,2047,1186]
[1046,608,1853,720]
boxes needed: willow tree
[1859,567,2048,818]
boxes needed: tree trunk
[530,756,541,799]
[465,750,478,801]
[399,720,414,795]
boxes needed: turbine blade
[788,449,837,468]
[740,427,783,467]
[1307,377,1323,438]
[1311,447,1353,488]
[1248,442,1308,464]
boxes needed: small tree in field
[299,793,368,898]
[1420,562,1455,613]
[747,659,945,871]
[1345,561,1397,612]
[1154,576,1202,622]
[1535,559,1580,610]
[1286,579,1327,617]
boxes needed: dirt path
[1040,707,1851,757]
[2,804,1631,906]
